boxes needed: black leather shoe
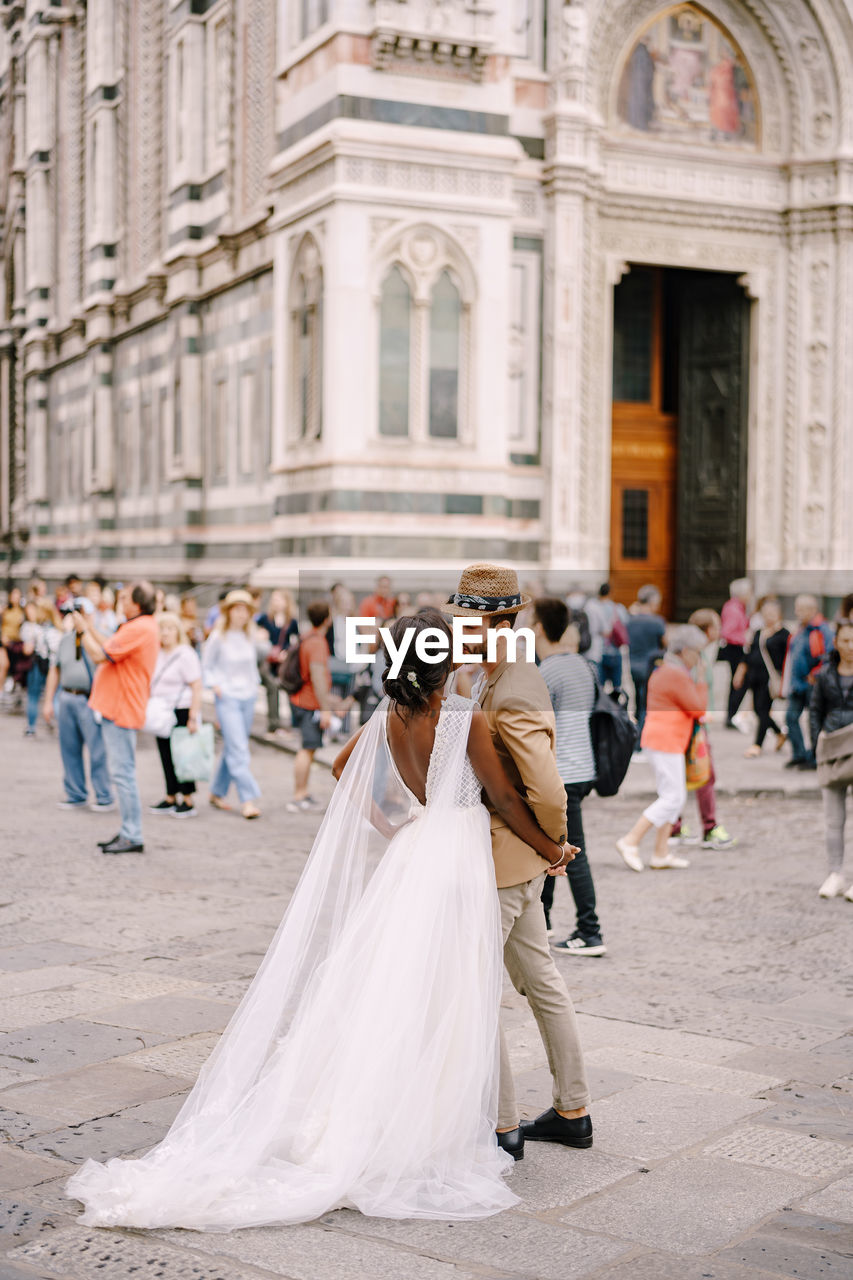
[97,833,121,849]
[101,836,144,855]
[521,1107,593,1148]
[496,1127,524,1161]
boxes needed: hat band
[448,591,523,612]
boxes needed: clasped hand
[546,842,579,877]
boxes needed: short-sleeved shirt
[53,630,95,693]
[289,631,330,711]
[89,614,160,729]
[151,644,202,710]
[539,653,597,784]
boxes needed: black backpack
[279,641,304,695]
[589,667,637,797]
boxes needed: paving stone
[593,1253,786,1280]
[583,1080,768,1161]
[23,1110,169,1164]
[756,1083,853,1143]
[764,1210,853,1252]
[77,972,205,1001]
[0,1147,68,1192]
[771,995,853,1031]
[722,1045,853,1087]
[513,1062,637,1112]
[86,993,233,1037]
[585,1047,781,1098]
[701,1124,853,1179]
[716,1231,853,1276]
[156,1223,482,1279]
[0,1061,189,1126]
[10,1229,277,1280]
[0,1195,74,1246]
[0,943,102,972]
[560,1156,806,1255]
[0,989,113,1031]
[118,1033,221,1080]
[316,1210,631,1280]
[574,1014,748,1063]
[800,1174,853,1224]
[0,1066,25,1090]
[0,1018,172,1075]
[0,965,104,1000]
[492,1142,638,1210]
[811,1034,853,1062]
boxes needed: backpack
[279,640,304,695]
[589,668,637,797]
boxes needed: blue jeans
[598,650,622,692]
[213,695,261,803]
[101,718,143,843]
[26,662,46,729]
[786,688,813,764]
[57,691,114,806]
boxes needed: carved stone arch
[371,221,477,308]
[769,0,848,149]
[289,231,323,307]
[587,0,804,156]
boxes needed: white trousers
[643,749,687,828]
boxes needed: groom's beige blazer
[479,656,569,889]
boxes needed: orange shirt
[289,631,330,711]
[641,662,707,754]
[358,593,395,621]
[89,614,160,729]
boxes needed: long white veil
[67,695,516,1228]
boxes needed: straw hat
[222,589,255,613]
[444,563,531,617]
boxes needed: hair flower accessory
[407,670,420,689]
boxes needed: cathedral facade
[1,1,851,613]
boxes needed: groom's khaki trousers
[497,871,591,1130]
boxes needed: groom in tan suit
[446,563,592,1160]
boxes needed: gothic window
[300,0,328,41]
[378,267,412,438]
[428,272,460,439]
[289,236,323,440]
[509,242,542,454]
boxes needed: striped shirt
[539,653,596,784]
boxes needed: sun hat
[222,589,255,612]
[444,563,531,617]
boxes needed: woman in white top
[203,590,263,820]
[150,613,203,817]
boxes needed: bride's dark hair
[382,611,453,714]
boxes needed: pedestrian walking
[615,625,708,872]
[149,612,203,818]
[719,578,753,728]
[626,585,666,743]
[733,597,790,757]
[256,590,298,734]
[286,600,333,813]
[75,581,160,854]
[203,590,263,820]
[783,594,834,771]
[532,598,606,956]
[811,617,853,900]
[585,583,627,691]
[0,585,25,690]
[20,600,59,736]
[43,606,115,812]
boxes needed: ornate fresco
[616,4,759,148]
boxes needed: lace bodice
[425,694,483,809]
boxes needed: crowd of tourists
[2,570,852,915]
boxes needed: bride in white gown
[66,613,570,1230]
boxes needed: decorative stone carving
[370,0,494,81]
[810,259,829,332]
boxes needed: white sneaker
[90,800,117,813]
[650,853,690,869]
[616,838,643,872]
[819,872,846,898]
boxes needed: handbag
[816,722,853,788]
[171,722,215,782]
[758,631,782,700]
[142,651,182,736]
[685,720,711,791]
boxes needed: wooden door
[610,267,677,618]
[675,272,749,618]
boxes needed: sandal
[241,802,261,820]
[209,795,232,811]
[743,745,762,758]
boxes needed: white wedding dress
[66,694,518,1229]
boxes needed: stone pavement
[0,709,851,1280]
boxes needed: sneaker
[650,853,690,869]
[149,799,177,814]
[543,908,553,936]
[553,933,607,957]
[57,800,87,810]
[784,758,807,769]
[172,801,198,818]
[819,872,846,898]
[286,797,321,814]
[615,837,643,872]
[845,884,853,903]
[24,728,35,737]
[702,825,736,850]
[668,824,700,847]
[89,800,117,813]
